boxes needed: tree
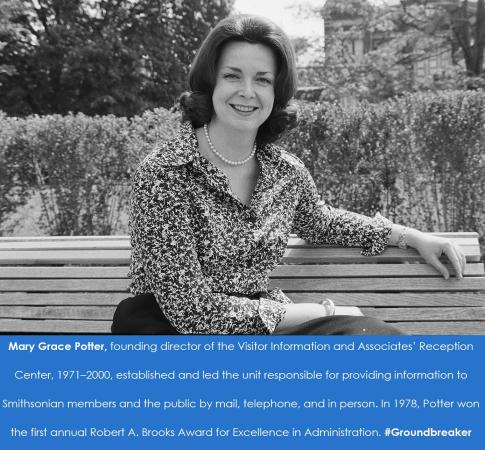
[0,0,233,116]
[0,0,22,77]
[296,0,412,101]
[296,0,485,102]
[399,0,485,77]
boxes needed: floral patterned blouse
[129,122,392,335]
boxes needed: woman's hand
[405,229,466,279]
[274,300,363,333]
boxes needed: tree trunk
[472,0,485,75]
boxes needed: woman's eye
[223,73,238,79]
[258,78,272,85]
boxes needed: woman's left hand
[406,230,466,279]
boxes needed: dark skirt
[111,293,405,335]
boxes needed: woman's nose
[238,80,255,98]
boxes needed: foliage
[397,90,485,234]
[322,0,374,20]
[0,112,33,235]
[0,0,233,117]
[280,91,484,252]
[0,108,179,235]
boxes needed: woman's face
[211,41,276,134]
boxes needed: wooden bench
[0,233,484,334]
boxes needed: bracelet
[397,227,408,249]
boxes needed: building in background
[322,0,455,86]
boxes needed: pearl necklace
[203,124,256,166]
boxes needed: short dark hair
[179,14,298,144]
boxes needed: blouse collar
[153,122,198,166]
[153,122,292,207]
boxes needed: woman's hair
[179,14,298,144]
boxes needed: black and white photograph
[0,0,484,335]
[1,2,484,450]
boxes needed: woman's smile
[230,104,259,114]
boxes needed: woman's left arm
[292,165,394,256]
[388,225,466,279]
[292,163,466,279]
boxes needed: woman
[112,14,466,335]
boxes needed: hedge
[0,91,483,254]
[280,91,484,253]
[0,108,179,235]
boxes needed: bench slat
[0,240,478,251]
[0,241,129,250]
[283,246,481,263]
[0,238,478,250]
[1,277,484,292]
[273,263,484,277]
[1,263,483,278]
[0,236,130,242]
[287,292,485,307]
[395,321,485,335]
[1,305,484,323]
[0,319,111,333]
[0,246,481,265]
[0,250,132,265]
[288,235,478,247]
[0,232,478,244]
[0,231,478,242]
[0,306,114,320]
[0,292,484,307]
[0,267,130,278]
[0,305,476,326]
[272,277,485,292]
[0,293,127,305]
[0,279,129,291]
[362,307,485,321]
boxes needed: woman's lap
[112,293,405,335]
[273,315,405,335]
